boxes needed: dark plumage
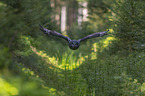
[40,25,109,50]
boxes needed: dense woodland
[0,0,145,96]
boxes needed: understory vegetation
[0,0,145,96]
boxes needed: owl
[40,25,109,50]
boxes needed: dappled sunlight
[0,75,60,96]
[22,34,116,70]
[120,73,145,95]
[22,67,39,78]
[91,34,116,59]
[31,46,58,66]
[31,45,85,70]
[56,50,86,70]
[141,83,145,92]
[17,35,84,70]
[1,0,144,95]
[30,35,116,70]
[0,77,19,96]
[0,2,6,7]
[103,37,116,48]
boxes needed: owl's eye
[73,42,78,45]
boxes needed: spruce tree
[112,0,145,52]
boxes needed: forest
[0,0,145,96]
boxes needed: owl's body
[68,40,80,50]
[40,25,109,50]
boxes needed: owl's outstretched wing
[79,30,109,42]
[40,25,71,42]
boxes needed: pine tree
[112,0,145,52]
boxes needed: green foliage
[0,0,55,50]
[0,72,60,96]
[112,0,145,52]
[87,0,112,31]
[79,51,145,95]
[0,45,11,70]
[15,31,144,95]
[120,73,145,96]
[0,0,145,96]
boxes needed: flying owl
[40,25,109,50]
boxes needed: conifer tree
[112,0,145,52]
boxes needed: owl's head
[68,40,80,50]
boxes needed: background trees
[0,0,144,96]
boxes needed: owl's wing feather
[79,30,109,42]
[40,25,71,42]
